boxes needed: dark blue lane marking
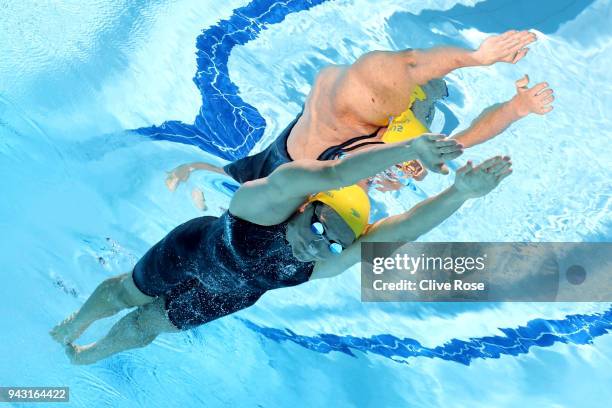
[241,306,612,365]
[135,0,328,160]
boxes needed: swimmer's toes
[165,175,179,192]
[50,313,79,344]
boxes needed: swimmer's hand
[473,30,536,65]
[374,172,404,193]
[165,164,193,191]
[412,134,463,175]
[453,156,512,199]
[510,75,554,116]
[166,162,226,191]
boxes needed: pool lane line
[240,305,612,365]
[135,0,329,160]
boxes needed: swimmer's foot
[191,188,207,211]
[165,164,193,191]
[165,174,180,192]
[50,312,89,345]
[64,343,98,366]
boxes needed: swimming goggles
[310,204,344,255]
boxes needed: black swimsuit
[223,110,384,182]
[133,212,314,330]
[135,113,386,331]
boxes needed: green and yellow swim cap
[308,185,370,238]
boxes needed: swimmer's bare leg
[65,297,179,365]
[50,272,153,345]
[166,162,228,191]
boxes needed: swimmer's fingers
[425,133,447,141]
[435,141,463,169]
[499,32,521,47]
[502,30,536,49]
[539,105,554,114]
[530,82,550,96]
[434,139,462,159]
[536,88,554,98]
[440,150,463,161]
[488,160,512,176]
[499,30,518,39]
[479,155,506,171]
[511,48,529,64]
[165,174,179,192]
[540,95,554,105]
[501,31,536,63]
[515,74,529,88]
[537,90,554,107]
[456,160,474,175]
[500,29,532,41]
[535,88,555,114]
[434,139,459,147]
[438,146,463,156]
[436,143,463,154]
[516,31,537,48]
[496,167,513,182]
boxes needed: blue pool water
[1,0,611,407]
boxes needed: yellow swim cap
[308,185,370,238]
[410,84,427,106]
[381,85,430,144]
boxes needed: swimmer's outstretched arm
[452,75,554,147]
[406,30,536,84]
[310,156,513,280]
[339,31,536,125]
[230,134,463,224]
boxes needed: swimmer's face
[286,202,356,262]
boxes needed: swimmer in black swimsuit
[51,134,513,365]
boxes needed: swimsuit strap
[337,140,384,153]
[317,128,382,161]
